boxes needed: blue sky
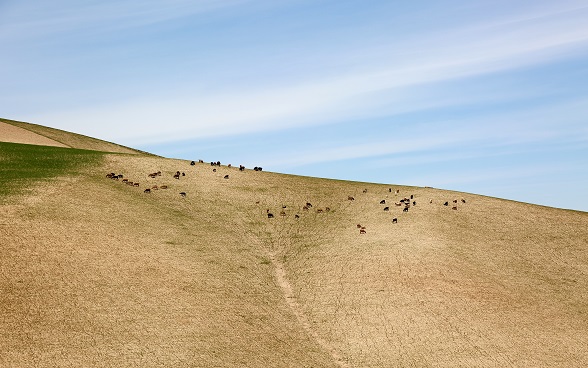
[1,0,587,211]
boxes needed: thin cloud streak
[27,9,588,146]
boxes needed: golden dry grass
[0,118,143,154]
[1,139,587,367]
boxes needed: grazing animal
[127,181,134,186]
[317,209,323,213]
[360,229,366,234]
[430,200,433,204]
[239,165,245,171]
[217,161,221,166]
[389,188,392,192]
[303,206,309,211]
[280,211,286,216]
[182,172,185,176]
[325,207,331,212]
[363,189,368,193]
[122,179,128,183]
[190,161,195,165]
[224,175,229,179]
[267,213,274,218]
[453,199,458,203]
[452,206,458,210]
[461,199,466,203]
[180,192,186,197]
[144,189,151,193]
[348,196,355,201]
[282,205,287,209]
[199,159,204,163]
[160,185,168,189]
[152,185,158,190]
[444,201,449,206]
[392,218,398,223]
[395,189,400,194]
[403,207,409,212]
[134,183,140,187]
[306,202,312,207]
[357,224,362,228]
[395,202,402,206]
[412,201,416,206]
[383,207,389,211]
[410,195,414,199]
[228,164,232,168]
[380,200,386,204]
[213,169,217,172]
[295,214,300,219]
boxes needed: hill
[0,118,144,154]
[1,123,587,367]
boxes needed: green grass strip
[0,142,104,201]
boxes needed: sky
[1,0,587,211]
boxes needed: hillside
[0,118,144,154]
[1,126,587,367]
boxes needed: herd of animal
[263,186,468,235]
[105,160,261,198]
[106,160,467,235]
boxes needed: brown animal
[348,196,355,201]
[363,189,368,193]
[160,185,168,189]
[317,209,323,213]
[360,229,366,234]
[280,211,286,216]
[152,185,158,190]
[452,206,458,210]
[395,202,402,206]
[357,224,362,228]
[134,183,140,187]
[461,199,466,203]
[303,206,309,211]
[325,207,331,212]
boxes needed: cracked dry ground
[2,153,588,367]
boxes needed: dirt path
[270,253,349,368]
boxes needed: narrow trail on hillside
[269,252,349,368]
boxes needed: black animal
[403,207,409,212]
[392,218,398,223]
[180,192,186,197]
[239,165,245,171]
[306,202,312,207]
[412,201,416,206]
[267,213,274,218]
[224,175,229,179]
[444,201,449,206]
[380,200,386,204]
[383,207,389,211]
[190,161,195,166]
[295,214,300,219]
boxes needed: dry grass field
[1,123,587,367]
